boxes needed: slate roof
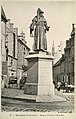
[53,54,65,67]
[1,6,7,22]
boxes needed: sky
[1,1,76,53]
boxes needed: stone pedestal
[24,51,66,102]
[24,51,55,101]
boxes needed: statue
[30,8,50,51]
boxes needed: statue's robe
[31,16,48,51]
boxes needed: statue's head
[37,8,44,16]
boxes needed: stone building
[53,24,75,85]
[60,54,65,83]
[64,24,75,85]
[17,31,30,82]
[1,6,8,86]
[6,19,18,81]
[1,6,30,87]
[53,57,60,84]
[53,54,65,84]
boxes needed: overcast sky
[2,1,75,52]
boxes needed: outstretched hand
[47,26,50,31]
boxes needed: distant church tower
[53,41,63,64]
[58,41,63,54]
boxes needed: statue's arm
[30,23,34,36]
[44,21,50,31]
[30,16,37,37]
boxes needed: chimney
[71,23,75,36]
[7,19,10,29]
[13,28,18,35]
[8,19,10,22]
[10,23,14,32]
[20,31,25,38]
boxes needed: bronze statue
[30,8,50,51]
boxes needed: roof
[18,38,30,50]
[53,59,60,67]
[53,54,65,67]
[70,24,75,36]
[8,55,18,60]
[1,6,7,22]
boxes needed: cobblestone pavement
[1,88,24,97]
[55,90,74,102]
[1,88,74,112]
[1,88,74,102]
[1,98,74,113]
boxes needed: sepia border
[0,0,76,119]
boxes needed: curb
[1,96,36,102]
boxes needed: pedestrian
[57,81,61,91]
[1,76,4,89]
[19,71,27,89]
[61,81,65,92]
[65,82,68,92]
[53,81,57,89]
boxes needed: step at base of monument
[15,95,37,102]
[16,94,66,102]
[36,95,66,102]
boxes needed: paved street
[1,98,74,112]
[1,88,74,112]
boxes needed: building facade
[1,6,30,88]
[53,60,61,84]
[17,32,30,82]
[53,24,75,85]
[6,19,18,81]
[1,6,8,86]
[64,24,75,85]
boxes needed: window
[68,49,70,56]
[13,33,15,57]
[6,48,8,61]
[68,76,70,85]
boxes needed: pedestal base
[36,95,66,102]
[24,52,65,102]
[16,94,66,102]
